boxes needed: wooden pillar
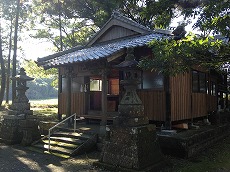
[225,91,228,109]
[84,76,90,113]
[58,68,62,121]
[224,73,228,109]
[164,75,171,129]
[66,68,72,126]
[100,69,108,135]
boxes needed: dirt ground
[1,137,230,172]
[0,143,108,172]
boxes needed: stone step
[42,139,81,149]
[52,131,91,140]
[49,136,85,145]
[34,143,73,155]
[27,146,71,159]
[30,130,98,158]
[57,127,94,134]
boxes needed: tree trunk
[6,17,13,104]
[12,0,20,101]
[58,0,63,51]
[0,20,6,106]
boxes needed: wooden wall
[58,93,66,115]
[170,73,192,121]
[97,26,137,44]
[137,90,166,121]
[71,92,86,115]
[58,92,86,116]
[170,71,218,121]
[192,93,207,118]
[58,66,219,122]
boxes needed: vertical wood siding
[59,92,86,115]
[58,93,66,115]
[170,73,192,121]
[192,93,207,118]
[137,90,166,121]
[71,92,86,115]
[97,26,137,43]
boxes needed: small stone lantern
[113,48,149,126]
[9,68,34,116]
[0,68,40,145]
[95,48,165,171]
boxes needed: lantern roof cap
[114,48,138,68]
[11,68,34,81]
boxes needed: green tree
[0,20,6,106]
[36,0,118,27]
[30,0,99,51]
[12,0,20,101]
[5,17,13,104]
[22,59,58,88]
[139,33,230,75]
[30,0,229,75]
[1,0,33,101]
[138,0,229,75]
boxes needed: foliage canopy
[22,60,58,87]
[139,34,230,75]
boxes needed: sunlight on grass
[32,107,58,121]
[30,99,58,121]
[1,99,58,121]
[30,99,58,106]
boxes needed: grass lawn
[163,133,230,172]
[1,99,58,121]
[169,137,230,172]
[30,98,58,106]
[30,99,58,121]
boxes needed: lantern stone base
[95,124,166,171]
[19,116,41,146]
[8,102,33,116]
[0,114,40,145]
[0,115,24,144]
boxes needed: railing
[48,113,77,152]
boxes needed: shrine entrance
[87,69,120,119]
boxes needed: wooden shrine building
[37,12,228,127]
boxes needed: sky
[21,39,53,60]
[20,34,54,61]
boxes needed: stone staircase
[29,128,98,158]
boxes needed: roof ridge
[111,11,151,32]
[92,32,153,47]
[86,11,152,47]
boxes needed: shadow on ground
[0,143,108,172]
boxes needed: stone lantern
[0,68,40,145]
[114,48,148,127]
[95,48,165,171]
[9,68,34,116]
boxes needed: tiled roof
[85,11,152,46]
[38,32,170,69]
[112,12,152,31]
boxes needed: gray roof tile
[41,32,170,68]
